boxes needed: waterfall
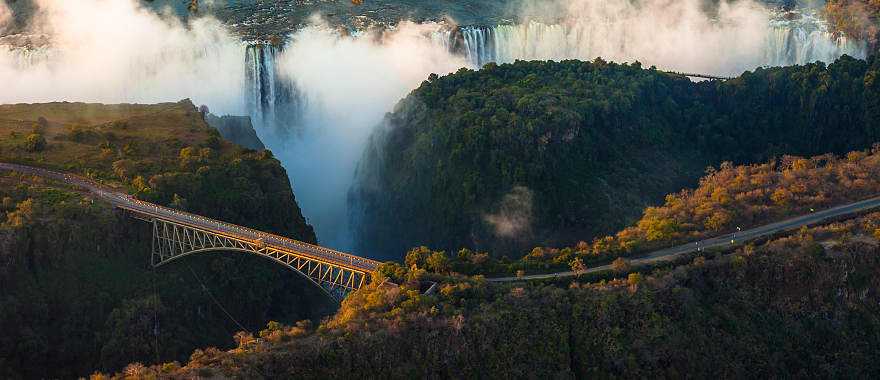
[244,44,302,138]
[432,9,867,75]
[764,13,865,67]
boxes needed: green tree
[426,251,450,273]
[570,257,586,277]
[405,246,432,270]
[24,133,46,152]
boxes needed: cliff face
[205,113,265,150]
[0,101,325,379]
[350,57,878,260]
[141,214,880,378]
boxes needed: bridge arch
[150,218,373,301]
[153,247,345,300]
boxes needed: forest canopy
[350,56,880,259]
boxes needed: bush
[611,257,631,273]
[24,133,47,152]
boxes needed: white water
[0,1,247,115]
[249,22,467,250]
[0,0,869,254]
[441,9,865,76]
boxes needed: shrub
[611,257,631,273]
[24,133,47,152]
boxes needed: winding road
[5,161,880,284]
[489,195,880,282]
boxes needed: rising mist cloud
[502,0,821,75]
[265,18,468,250]
[483,186,534,238]
[0,0,245,114]
[0,1,11,34]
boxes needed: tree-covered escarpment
[0,101,327,379]
[399,145,880,278]
[351,56,880,259]
[118,210,880,378]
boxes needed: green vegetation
[352,56,880,259]
[0,101,326,379]
[825,0,880,45]
[432,145,880,276]
[103,146,880,378]
[115,211,880,378]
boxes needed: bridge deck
[0,162,380,272]
[667,71,733,80]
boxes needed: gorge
[0,0,871,264]
[2,0,880,377]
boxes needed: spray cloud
[476,0,862,75]
[0,2,11,34]
[0,0,866,255]
[483,186,535,239]
[265,19,468,250]
[0,0,245,114]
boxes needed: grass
[0,99,237,187]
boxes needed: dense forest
[0,101,328,379]
[114,207,880,378]
[351,55,880,259]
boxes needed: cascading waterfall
[0,45,52,69]
[246,10,868,140]
[244,44,302,137]
[239,11,870,253]
[764,14,864,67]
[2,0,870,254]
[434,10,867,75]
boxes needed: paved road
[0,162,380,272]
[489,195,880,282]
[7,161,879,281]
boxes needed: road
[0,162,380,272]
[488,195,880,282]
[6,161,880,282]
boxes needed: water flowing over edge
[0,5,869,254]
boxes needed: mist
[0,0,246,114]
[0,2,10,34]
[483,186,535,239]
[265,19,468,251]
[474,0,862,75]
[0,0,865,256]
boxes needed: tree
[170,194,188,210]
[426,251,449,273]
[131,176,150,193]
[570,257,586,277]
[32,119,49,136]
[24,133,46,152]
[405,246,432,269]
[5,199,35,227]
[112,159,134,181]
[627,272,642,286]
[641,216,677,241]
[234,331,254,349]
[179,147,198,169]
[611,257,630,273]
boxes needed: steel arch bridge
[148,218,375,301]
[0,162,381,301]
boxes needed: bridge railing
[127,198,380,270]
[0,162,380,271]
[667,71,733,80]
